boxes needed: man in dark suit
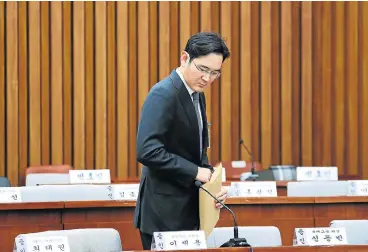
[134,32,230,250]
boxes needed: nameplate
[0,187,22,203]
[151,231,207,251]
[296,167,338,181]
[347,180,368,196]
[69,169,111,184]
[293,228,348,246]
[230,181,277,197]
[106,184,140,200]
[231,160,246,168]
[14,235,70,252]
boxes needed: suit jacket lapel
[170,70,201,158]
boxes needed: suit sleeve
[136,86,198,185]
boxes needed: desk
[314,196,368,227]
[1,197,368,252]
[223,197,315,247]
[129,246,368,252]
[0,202,64,252]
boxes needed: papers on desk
[14,235,70,252]
[199,163,223,238]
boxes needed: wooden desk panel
[129,245,368,252]
[63,201,135,223]
[1,197,368,251]
[314,197,368,227]
[0,202,64,252]
[220,197,315,246]
[252,246,368,252]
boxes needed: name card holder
[69,169,111,184]
[151,231,207,251]
[293,228,348,246]
[14,235,70,252]
[296,167,338,181]
[347,180,368,196]
[231,160,246,168]
[230,181,277,197]
[0,187,22,203]
[106,184,140,200]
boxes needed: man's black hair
[184,32,230,62]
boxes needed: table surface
[1,196,368,251]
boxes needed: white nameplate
[69,169,111,184]
[106,184,140,200]
[231,160,246,168]
[347,180,368,196]
[151,231,207,251]
[0,187,22,203]
[230,181,277,197]
[14,235,70,252]
[296,167,338,181]
[293,228,348,246]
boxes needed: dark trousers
[140,231,153,250]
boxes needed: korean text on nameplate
[152,231,207,251]
[230,181,277,197]
[293,228,348,246]
[0,187,22,203]
[69,169,111,184]
[15,235,70,252]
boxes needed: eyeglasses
[192,61,221,79]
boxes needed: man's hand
[215,186,228,209]
[196,167,213,183]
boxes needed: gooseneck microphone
[239,139,258,181]
[194,180,251,248]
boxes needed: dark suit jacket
[133,70,211,235]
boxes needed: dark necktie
[192,92,203,158]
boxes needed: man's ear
[180,51,190,66]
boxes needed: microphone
[239,139,259,181]
[194,180,251,248]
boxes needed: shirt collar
[176,68,195,97]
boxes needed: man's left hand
[215,186,228,209]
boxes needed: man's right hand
[196,167,213,183]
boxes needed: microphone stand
[239,139,259,181]
[195,181,251,248]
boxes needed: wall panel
[116,1,129,179]
[5,2,19,185]
[0,2,5,178]
[50,1,63,165]
[1,1,368,185]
